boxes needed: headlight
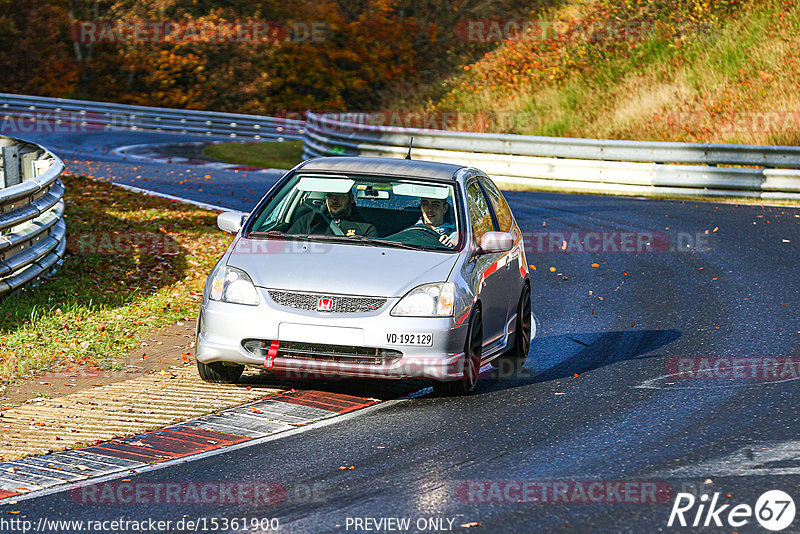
[391,282,455,317]
[209,265,260,306]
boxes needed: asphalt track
[2,129,800,533]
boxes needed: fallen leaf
[573,373,579,378]
[529,264,536,270]
[631,321,636,327]
[623,271,630,276]
[461,522,482,528]
[338,466,355,470]
[591,263,599,268]
[250,407,262,414]
[75,465,89,471]
[8,511,20,515]
[561,240,567,250]
[549,267,556,272]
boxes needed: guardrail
[0,135,66,298]
[303,112,800,200]
[3,94,799,201]
[0,93,304,140]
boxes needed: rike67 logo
[668,490,796,531]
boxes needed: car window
[246,173,460,252]
[466,180,495,246]
[479,176,513,233]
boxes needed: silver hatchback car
[195,157,533,395]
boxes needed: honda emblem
[317,297,333,311]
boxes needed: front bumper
[195,288,470,381]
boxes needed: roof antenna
[405,137,414,160]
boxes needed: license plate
[386,332,433,346]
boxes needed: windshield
[246,173,461,251]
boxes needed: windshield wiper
[348,236,430,251]
[293,234,431,251]
[248,230,307,241]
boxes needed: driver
[288,190,377,237]
[414,197,457,247]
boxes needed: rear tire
[197,360,245,383]
[433,307,482,396]
[492,283,531,371]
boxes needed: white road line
[105,181,233,212]
[658,440,800,477]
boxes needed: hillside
[425,0,800,145]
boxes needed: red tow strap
[264,340,280,368]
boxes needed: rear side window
[479,176,513,233]
[466,181,495,245]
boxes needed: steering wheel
[386,226,449,248]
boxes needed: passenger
[415,197,457,247]
[288,190,377,237]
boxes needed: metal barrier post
[1,145,20,187]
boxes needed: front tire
[433,307,483,396]
[197,360,245,383]
[492,283,531,371]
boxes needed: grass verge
[203,140,304,169]
[0,175,232,393]
[430,0,800,145]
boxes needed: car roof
[296,156,466,182]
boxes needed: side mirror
[479,231,514,254]
[217,211,247,234]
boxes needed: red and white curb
[0,389,378,502]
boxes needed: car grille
[242,339,402,365]
[268,290,386,313]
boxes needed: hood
[226,237,459,297]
